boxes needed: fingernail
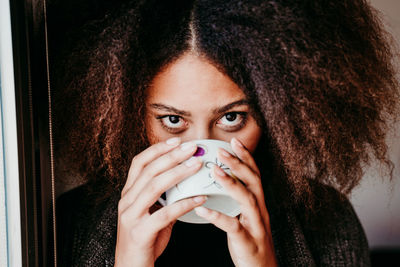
[166,137,181,145]
[195,206,209,216]
[193,195,207,203]
[180,142,196,151]
[218,148,231,158]
[232,138,243,148]
[214,166,227,177]
[184,157,202,167]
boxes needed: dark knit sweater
[56,181,371,266]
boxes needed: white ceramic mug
[158,139,241,223]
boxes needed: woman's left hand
[194,138,278,267]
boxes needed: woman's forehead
[146,54,245,107]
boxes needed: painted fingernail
[193,195,207,203]
[184,157,202,167]
[219,148,231,158]
[166,137,181,145]
[214,166,227,177]
[180,142,196,151]
[195,206,209,216]
[232,138,243,148]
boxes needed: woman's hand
[115,137,206,267]
[194,138,278,267]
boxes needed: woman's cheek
[145,119,162,145]
[240,124,262,153]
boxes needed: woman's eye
[160,115,184,129]
[217,112,247,128]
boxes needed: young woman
[54,0,399,266]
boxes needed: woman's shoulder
[301,182,360,226]
[56,184,93,266]
[298,182,371,266]
[56,182,119,231]
[56,183,98,223]
[57,184,91,209]
[56,183,119,266]
[265,179,371,266]
[57,182,118,214]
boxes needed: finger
[122,137,181,196]
[121,196,207,246]
[219,143,271,230]
[213,165,265,236]
[143,141,198,179]
[231,137,260,176]
[194,206,255,244]
[215,151,269,220]
[145,196,207,238]
[125,142,198,204]
[123,157,203,216]
[218,148,262,193]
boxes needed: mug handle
[157,197,167,206]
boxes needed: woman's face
[145,53,262,153]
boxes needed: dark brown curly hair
[53,0,399,209]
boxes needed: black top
[56,181,370,266]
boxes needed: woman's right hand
[114,137,206,267]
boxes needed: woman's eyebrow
[212,99,249,114]
[149,103,191,116]
[149,99,249,116]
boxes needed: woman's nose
[194,129,212,140]
[185,126,214,141]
